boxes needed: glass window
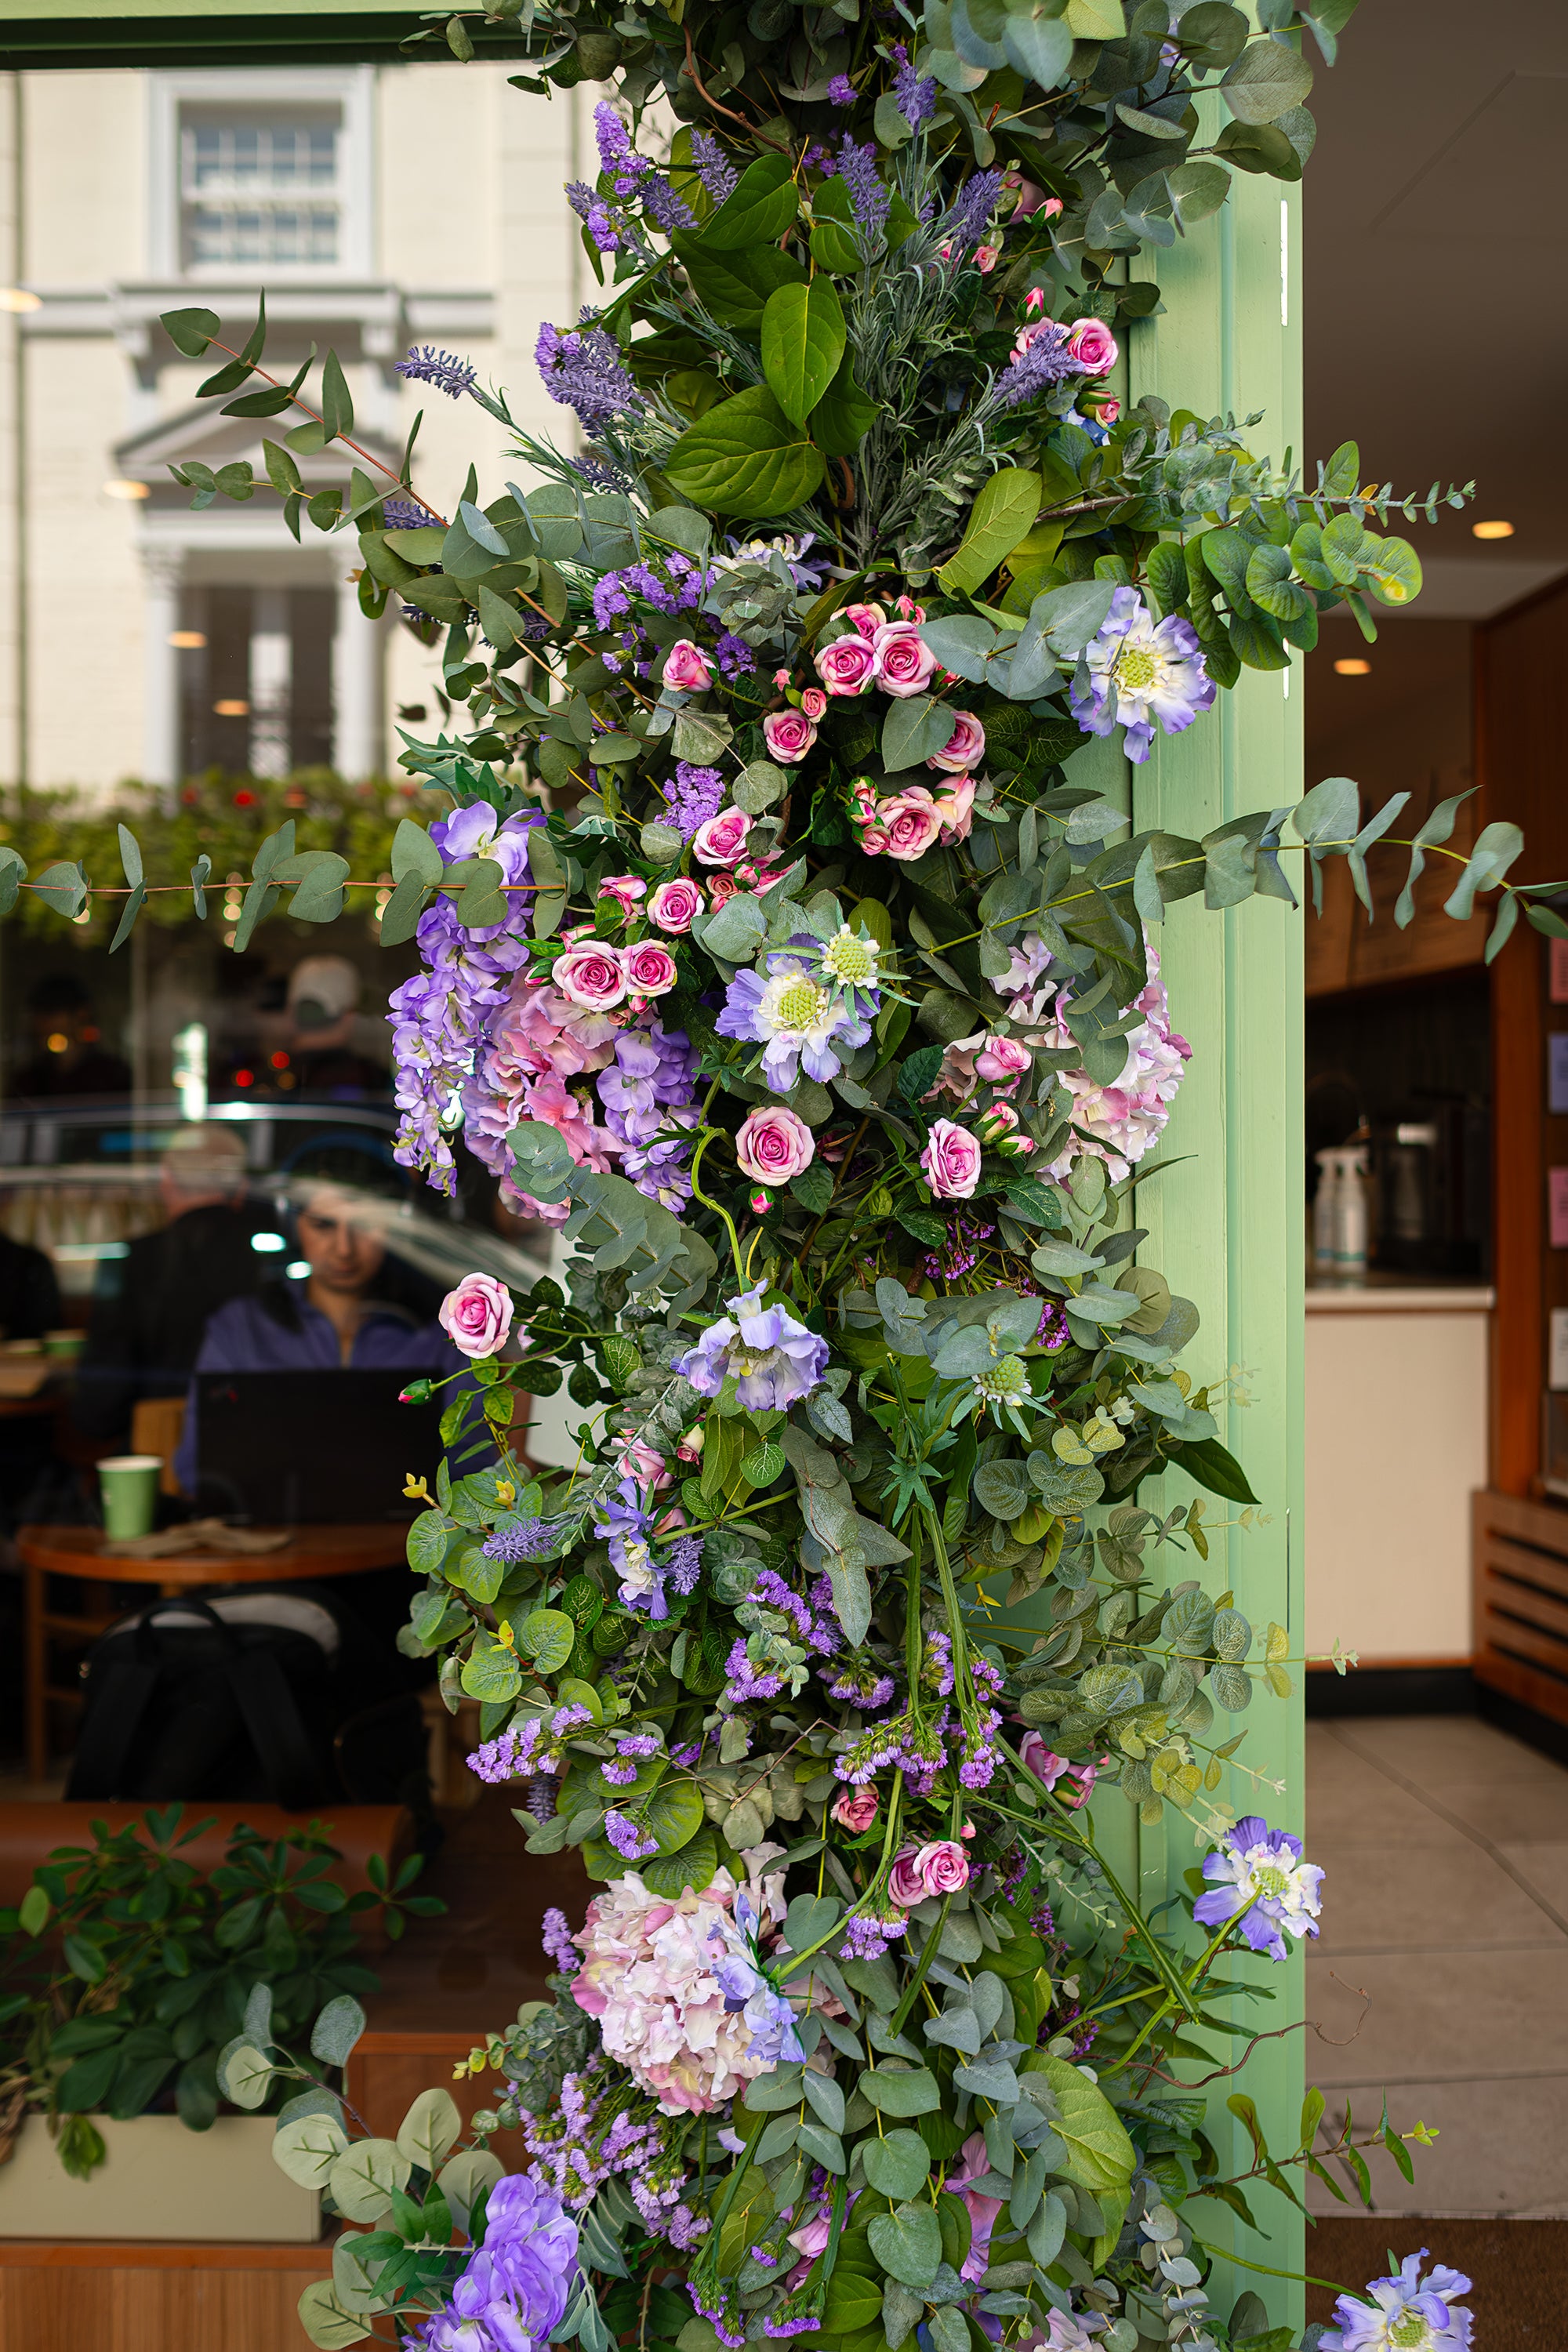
[180,109,341,269]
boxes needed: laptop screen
[193,1369,446,1524]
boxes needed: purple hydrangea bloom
[396,345,477,398]
[1192,1813,1323,1962]
[892,44,937,130]
[690,130,738,205]
[660,762,724,840]
[827,74,855,106]
[1321,2252,1474,2350]
[716,953,869,1092]
[675,1288,829,1413]
[996,319,1090,408]
[535,317,645,430]
[834,135,891,240]
[417,2172,579,2352]
[1069,585,1216,764]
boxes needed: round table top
[16,1523,412,1585]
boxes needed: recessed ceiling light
[213,699,249,717]
[102,478,149,500]
[1334,658,1371,677]
[1472,520,1515,540]
[0,289,40,314]
[169,630,206,649]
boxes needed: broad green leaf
[32,859,88,919]
[666,387,826,519]
[1175,2,1248,68]
[937,470,1042,597]
[397,2086,463,2171]
[1002,9,1074,86]
[310,1994,368,2067]
[391,817,442,886]
[439,2147,506,2230]
[1220,38,1312,124]
[297,2281,371,2350]
[881,695,956,774]
[700,154,800,249]
[641,1824,719,1897]
[1166,159,1231,223]
[861,2128,932,2201]
[644,1776,706,1855]
[1362,534,1422,607]
[801,347,877,455]
[1065,0,1123,32]
[674,238,806,328]
[220,2042,273,2108]
[518,1607,575,1671]
[162,305,220,358]
[868,2201,942,2290]
[859,2064,942,2115]
[809,173,870,273]
[761,278,846,430]
[328,2136,411,2224]
[273,2111,350,2189]
[1022,2054,1134,2194]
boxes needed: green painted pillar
[1128,155,1307,2338]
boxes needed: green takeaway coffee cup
[98,1454,162,1541]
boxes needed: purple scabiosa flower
[396,344,477,398]
[834,135,891,241]
[542,1906,580,1974]
[535,316,646,430]
[593,1476,667,1617]
[891,44,937,131]
[675,1287,829,1413]
[660,761,725,840]
[690,129,739,205]
[716,952,869,1092]
[827,73,855,106]
[604,1809,659,1863]
[996,318,1090,408]
[1068,585,1216,764]
[1321,2252,1474,2350]
[416,2172,579,2352]
[1193,1814,1323,1961]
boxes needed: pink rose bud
[1065,316,1119,375]
[554,942,628,1012]
[815,632,879,696]
[894,595,926,622]
[842,601,887,641]
[921,1117,982,1200]
[773,667,792,688]
[625,942,678,996]
[662,639,714,692]
[832,1785,880,1835]
[762,707,818,764]
[708,873,740,907]
[800,686,828,721]
[871,619,938,699]
[976,1102,1019,1144]
[927,710,986,775]
[1019,1731,1070,1791]
[1092,395,1122,425]
[976,1034,1031,1084]
[735,1103,816,1186]
[748,1187,772,1216]
[1025,287,1047,315]
[691,807,752,868]
[677,1421,706,1461]
[975,242,1000,274]
[648,877,705,934]
[597,873,647,919]
[615,1436,671,1489]
[438,1271,514,1359]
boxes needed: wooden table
[17,1523,412,1784]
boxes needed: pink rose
[800,687,828,721]
[1019,1732,1070,1790]
[831,1785,879,1834]
[597,873,646,918]
[889,1840,971,1907]
[1012,314,1058,360]
[863,787,944,862]
[772,667,792,688]
[625,942,678,996]
[929,775,976,846]
[928,710,986,775]
[976,1034,1031,1087]
[438,1271,514,1359]
[648,877,704,934]
[815,633,878,696]
[735,1104,815,1186]
[1065,316,1119,375]
[872,619,938,699]
[1091,394,1122,426]
[842,602,887,641]
[887,1849,928,1909]
[614,1435,671,1490]
[922,1118,982,1200]
[554,942,628,1012]
[662,639,713,692]
[708,873,740,907]
[691,808,751,868]
[762,708,818,764]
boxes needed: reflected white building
[0,60,586,787]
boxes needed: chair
[130,1394,186,1497]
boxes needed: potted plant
[0,1805,441,2240]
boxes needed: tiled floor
[1306,1712,1568,2217]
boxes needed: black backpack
[66,1588,428,1812]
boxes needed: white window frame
[147,67,375,281]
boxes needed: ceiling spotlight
[213,698,250,717]
[169,630,206,649]
[0,288,40,314]
[1472,520,1515,540]
[103,478,150,501]
[1334,659,1371,677]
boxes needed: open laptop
[192,1370,445,1524]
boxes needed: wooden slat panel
[1476,1610,1568,1683]
[1485,1537,1568,1602]
[1483,1573,1568,1642]
[1472,1489,1568,1726]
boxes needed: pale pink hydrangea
[1039,945,1191,1184]
[569,1862,789,2115]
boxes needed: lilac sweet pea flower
[1192,1813,1323,1962]
[1069,585,1215,764]
[430,804,542,944]
[593,1477,668,1617]
[1321,2250,1475,2350]
[676,1288,829,1413]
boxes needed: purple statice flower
[1036,1298,1070,1349]
[380,495,441,528]
[721,1636,786,1708]
[924,1630,956,1697]
[601,1756,638,1785]
[593,1476,666,1617]
[891,44,937,131]
[616,1733,661,1759]
[467,1719,544,1785]
[605,1809,659,1862]
[717,952,869,1093]
[676,1288,829,1413]
[1321,2252,1474,2350]
[686,2279,746,2350]
[536,316,646,430]
[833,1709,947,1797]
[714,630,756,680]
[483,1515,561,1563]
[804,143,835,174]
[1193,1814,1324,1962]
[838,1911,909,1962]
[690,130,739,205]
[662,1534,704,1595]
[824,1664,895,1709]
[996,319,1091,408]
[416,2172,579,2352]
[396,344,477,398]
[827,73,855,106]
[834,135,891,241]
[567,180,622,254]
[753,1568,815,1645]
[541,1907,580,1974]
[660,761,724,840]
[592,554,707,631]
[1069,585,1216,765]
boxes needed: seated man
[0,1229,60,1342]
[74,1124,262,1447]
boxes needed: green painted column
[1127,153,1307,2337]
